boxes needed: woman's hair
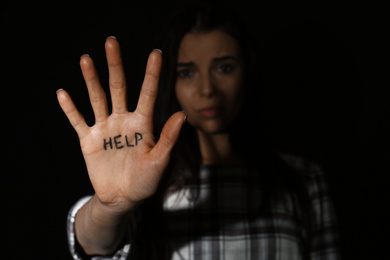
[154,2,262,197]
[131,3,313,258]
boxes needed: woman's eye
[217,64,235,74]
[177,69,193,78]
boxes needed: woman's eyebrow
[176,56,237,67]
[212,55,237,62]
[176,61,195,67]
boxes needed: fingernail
[106,35,117,40]
[182,111,187,122]
[56,88,63,94]
[153,49,162,54]
[80,54,90,59]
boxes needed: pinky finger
[57,89,89,138]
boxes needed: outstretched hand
[57,37,185,214]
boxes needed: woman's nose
[200,75,217,97]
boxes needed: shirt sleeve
[67,196,131,260]
[306,164,341,260]
[279,153,341,259]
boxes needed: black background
[2,1,389,259]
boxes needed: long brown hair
[131,3,313,258]
[154,3,263,197]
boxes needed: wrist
[75,195,132,255]
[89,195,140,227]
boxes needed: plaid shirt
[67,154,340,260]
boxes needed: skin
[57,38,186,255]
[175,30,244,164]
[56,30,244,255]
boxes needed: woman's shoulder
[276,151,325,178]
[275,151,334,200]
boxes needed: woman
[58,4,340,260]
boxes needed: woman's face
[175,30,244,134]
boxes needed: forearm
[74,195,131,256]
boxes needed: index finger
[135,49,162,118]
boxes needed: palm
[80,112,155,206]
[57,38,185,212]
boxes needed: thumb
[151,111,186,162]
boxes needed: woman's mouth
[198,107,222,118]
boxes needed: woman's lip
[198,107,221,117]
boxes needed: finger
[151,111,186,162]
[105,37,128,114]
[80,54,109,123]
[135,49,162,118]
[57,89,89,138]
